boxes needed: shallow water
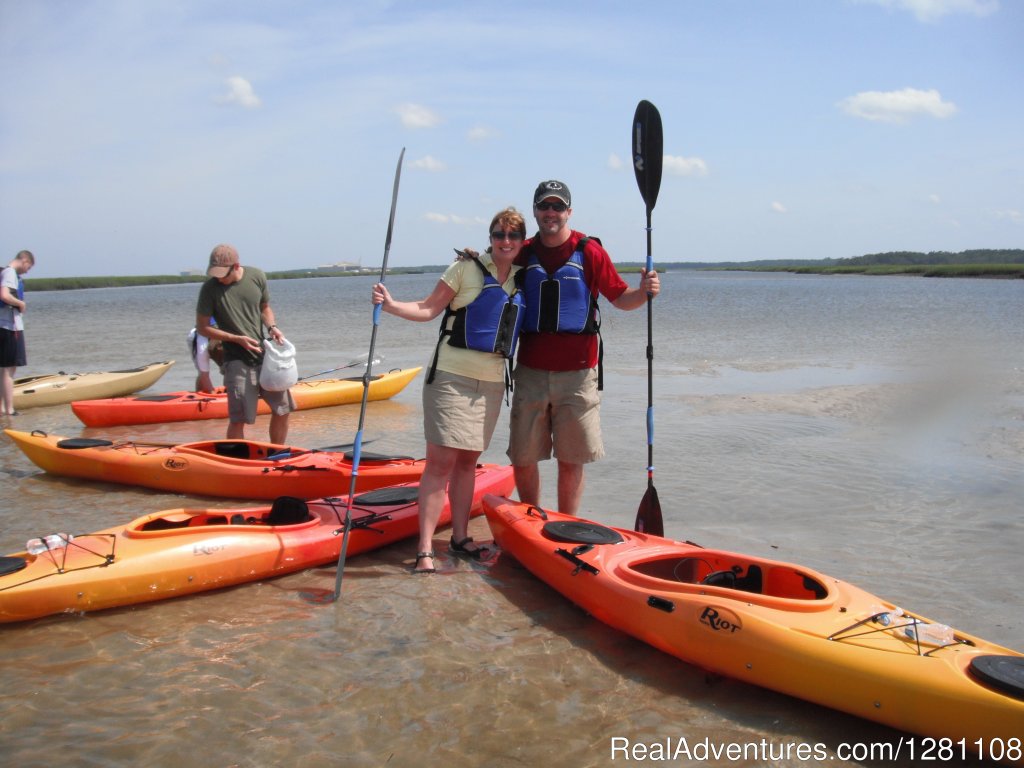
[1,272,1021,767]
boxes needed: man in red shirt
[508,180,660,515]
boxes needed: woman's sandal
[412,551,436,574]
[449,536,489,561]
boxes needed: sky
[1,0,1021,278]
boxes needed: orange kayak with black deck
[484,496,1024,759]
[4,429,426,499]
[0,465,514,623]
[70,367,421,427]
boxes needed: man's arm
[260,303,284,343]
[612,269,660,311]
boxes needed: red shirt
[515,230,628,370]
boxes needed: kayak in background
[484,496,1024,756]
[70,366,421,427]
[0,464,515,623]
[12,361,174,409]
[4,429,426,499]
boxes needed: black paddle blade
[635,484,664,537]
[632,100,664,212]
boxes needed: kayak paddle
[631,100,665,537]
[331,147,405,601]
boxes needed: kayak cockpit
[620,552,835,610]
[177,440,311,462]
[127,497,318,536]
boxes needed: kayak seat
[702,570,736,588]
[205,515,228,526]
[215,442,251,459]
[267,496,311,525]
[702,565,763,594]
[736,565,763,593]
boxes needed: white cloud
[928,193,942,204]
[423,212,476,225]
[993,209,1022,222]
[853,0,999,23]
[411,155,446,172]
[607,153,624,171]
[663,155,709,177]
[771,201,787,213]
[396,103,441,128]
[467,125,498,141]
[219,76,261,108]
[838,88,957,123]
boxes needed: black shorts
[0,328,26,367]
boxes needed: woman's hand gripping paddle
[632,100,664,537]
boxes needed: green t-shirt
[196,267,270,366]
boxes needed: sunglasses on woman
[490,231,523,241]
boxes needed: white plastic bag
[260,338,298,391]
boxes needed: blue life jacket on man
[427,256,525,388]
[519,236,605,389]
[521,237,600,335]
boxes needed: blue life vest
[427,257,525,384]
[521,238,600,335]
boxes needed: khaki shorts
[422,370,504,452]
[507,365,604,465]
[224,358,296,424]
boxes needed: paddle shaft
[333,148,405,600]
[645,206,654,492]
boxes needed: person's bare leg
[447,449,484,553]
[269,412,288,444]
[557,460,585,516]
[414,443,457,572]
[514,463,540,506]
[1,368,14,414]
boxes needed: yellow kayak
[13,361,175,409]
[0,465,515,623]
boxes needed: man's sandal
[449,537,489,561]
[412,551,436,574]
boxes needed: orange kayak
[484,496,1024,756]
[71,367,421,427]
[0,465,514,623]
[4,429,426,499]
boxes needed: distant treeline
[731,249,1024,278]
[840,249,1024,266]
[23,250,1024,291]
[23,266,438,292]
[651,249,1024,278]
